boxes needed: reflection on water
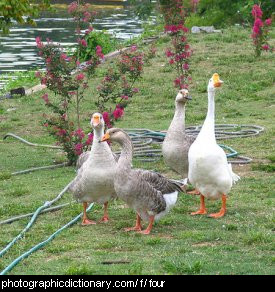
[0,4,144,89]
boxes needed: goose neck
[170,101,186,132]
[198,89,216,141]
[117,137,133,171]
[93,126,104,142]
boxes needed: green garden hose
[0,203,94,275]
[0,181,72,258]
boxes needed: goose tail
[155,191,178,221]
[228,163,240,184]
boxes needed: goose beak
[100,132,110,143]
[213,73,223,88]
[186,95,192,100]
[92,115,100,127]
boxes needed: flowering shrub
[161,0,192,89]
[36,1,101,165]
[251,4,272,57]
[96,46,145,128]
[78,30,118,62]
[36,1,152,165]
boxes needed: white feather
[155,191,178,221]
[228,163,240,184]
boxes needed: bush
[191,0,275,27]
[78,30,118,62]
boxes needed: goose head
[100,128,128,145]
[91,112,104,130]
[208,73,223,93]
[175,89,192,103]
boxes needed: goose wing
[134,169,183,194]
[76,151,90,170]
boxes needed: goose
[188,73,240,218]
[100,128,183,235]
[69,113,117,225]
[162,89,195,179]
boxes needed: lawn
[0,27,274,275]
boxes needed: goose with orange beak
[100,128,183,235]
[162,89,195,179]
[188,73,240,218]
[69,113,117,225]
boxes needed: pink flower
[165,49,174,57]
[73,128,85,140]
[169,58,175,65]
[262,44,269,51]
[254,18,263,28]
[35,36,43,49]
[56,129,67,137]
[85,133,94,145]
[78,39,88,47]
[121,95,129,100]
[183,63,189,70]
[131,45,138,52]
[68,1,78,14]
[96,45,104,59]
[42,93,49,104]
[132,88,139,93]
[76,73,85,81]
[74,143,83,156]
[46,57,51,64]
[103,111,112,128]
[35,71,41,78]
[252,25,260,35]
[252,4,263,19]
[265,18,272,26]
[44,123,49,127]
[174,78,181,87]
[60,53,68,60]
[83,11,92,22]
[85,26,94,34]
[113,106,124,120]
[41,77,47,85]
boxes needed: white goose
[69,113,117,225]
[188,73,240,218]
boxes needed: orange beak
[213,73,223,88]
[92,115,100,127]
[100,132,110,142]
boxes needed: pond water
[0,1,145,89]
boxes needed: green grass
[0,27,274,275]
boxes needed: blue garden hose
[0,203,94,275]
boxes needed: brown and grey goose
[100,128,183,235]
[162,89,195,179]
[69,113,117,225]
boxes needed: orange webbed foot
[81,218,97,226]
[208,194,226,218]
[208,209,226,218]
[187,189,200,195]
[99,216,109,223]
[124,226,142,232]
[191,209,207,215]
[137,229,151,235]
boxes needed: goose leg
[191,195,207,215]
[124,214,142,232]
[99,202,109,223]
[138,215,154,235]
[208,194,227,218]
[82,202,96,225]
